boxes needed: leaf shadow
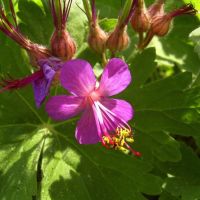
[0,133,44,200]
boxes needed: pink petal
[61,59,96,96]
[101,98,134,122]
[45,95,83,121]
[98,58,131,96]
[75,107,100,144]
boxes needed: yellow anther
[126,138,134,143]
[102,136,110,144]
[117,146,130,154]
[116,127,131,137]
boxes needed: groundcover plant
[0,0,200,199]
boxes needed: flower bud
[50,29,76,61]
[148,0,165,19]
[150,4,197,37]
[106,27,130,54]
[150,14,171,36]
[88,23,108,54]
[140,3,197,49]
[131,2,150,33]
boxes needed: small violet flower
[0,57,63,107]
[46,58,141,156]
[33,58,63,107]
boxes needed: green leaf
[0,128,45,199]
[158,144,200,200]
[0,89,164,199]
[18,0,53,45]
[159,191,179,200]
[130,47,157,88]
[99,18,118,32]
[189,26,200,59]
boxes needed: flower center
[89,90,100,102]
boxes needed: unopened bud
[88,23,108,54]
[106,27,129,54]
[140,3,197,49]
[150,4,197,37]
[148,0,165,19]
[50,29,76,61]
[131,3,150,33]
[150,14,171,36]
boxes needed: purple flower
[0,57,63,108]
[33,58,63,107]
[46,58,141,156]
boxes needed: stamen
[124,142,141,157]
[92,100,141,157]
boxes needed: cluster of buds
[130,0,197,49]
[83,0,137,60]
[102,126,141,157]
[0,0,76,107]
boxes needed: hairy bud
[106,27,129,54]
[150,4,197,37]
[140,3,197,49]
[150,15,171,36]
[88,24,108,54]
[50,29,76,61]
[131,5,150,33]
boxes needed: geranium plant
[0,0,200,199]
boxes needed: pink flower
[46,58,140,156]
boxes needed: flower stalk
[82,0,92,22]
[0,1,51,65]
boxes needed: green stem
[138,31,154,50]
[82,0,92,22]
[55,0,62,28]
[102,52,107,67]
[118,0,133,26]
[137,32,144,48]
